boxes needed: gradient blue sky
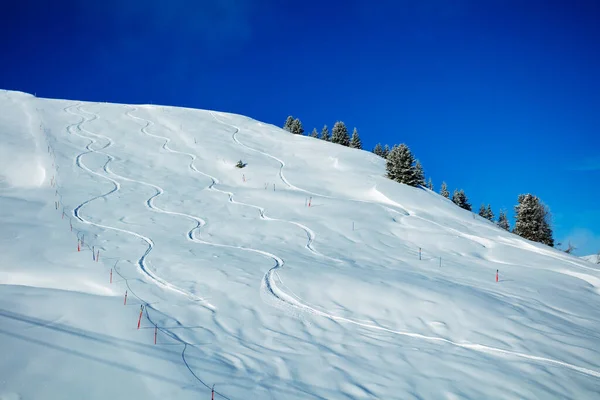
[2,0,599,255]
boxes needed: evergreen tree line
[283,117,363,149]
[283,116,555,248]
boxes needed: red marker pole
[124,290,128,305]
[77,240,80,252]
[496,270,499,282]
[137,305,143,329]
[212,385,215,400]
[154,325,157,344]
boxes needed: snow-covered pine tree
[427,178,434,191]
[497,210,510,230]
[320,125,330,141]
[440,181,449,198]
[414,160,425,187]
[291,118,304,135]
[310,128,319,138]
[513,194,554,247]
[383,145,390,158]
[373,143,384,157]
[539,204,554,247]
[331,121,350,146]
[452,189,461,206]
[461,190,472,211]
[283,116,294,132]
[485,204,494,221]
[350,128,362,149]
[478,204,487,217]
[452,189,472,211]
[386,144,418,186]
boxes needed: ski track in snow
[215,115,600,278]
[124,107,342,321]
[61,103,600,389]
[66,105,238,399]
[208,111,600,382]
[67,105,213,308]
[127,107,339,263]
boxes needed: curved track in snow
[208,111,600,382]
[66,105,238,399]
[66,105,213,308]
[126,107,338,263]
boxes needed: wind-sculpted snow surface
[1,90,600,400]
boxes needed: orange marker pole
[496,269,499,282]
[124,290,128,305]
[137,305,143,329]
[77,240,80,252]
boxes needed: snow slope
[581,254,600,264]
[1,89,599,399]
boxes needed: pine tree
[427,178,434,191]
[320,125,330,141]
[440,181,449,198]
[478,204,487,217]
[283,116,294,132]
[386,144,421,186]
[290,118,304,135]
[373,143,384,157]
[513,194,554,247]
[497,210,510,231]
[452,189,472,211]
[310,128,319,138]
[485,204,494,221]
[383,145,390,158]
[331,121,350,146]
[414,160,425,187]
[462,191,472,211]
[350,128,362,149]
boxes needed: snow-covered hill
[581,254,600,264]
[1,89,599,399]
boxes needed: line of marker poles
[416,246,499,281]
[47,119,200,379]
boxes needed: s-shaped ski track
[208,110,600,382]
[66,105,214,308]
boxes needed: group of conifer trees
[283,117,363,149]
[282,116,554,248]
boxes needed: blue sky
[2,0,599,255]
